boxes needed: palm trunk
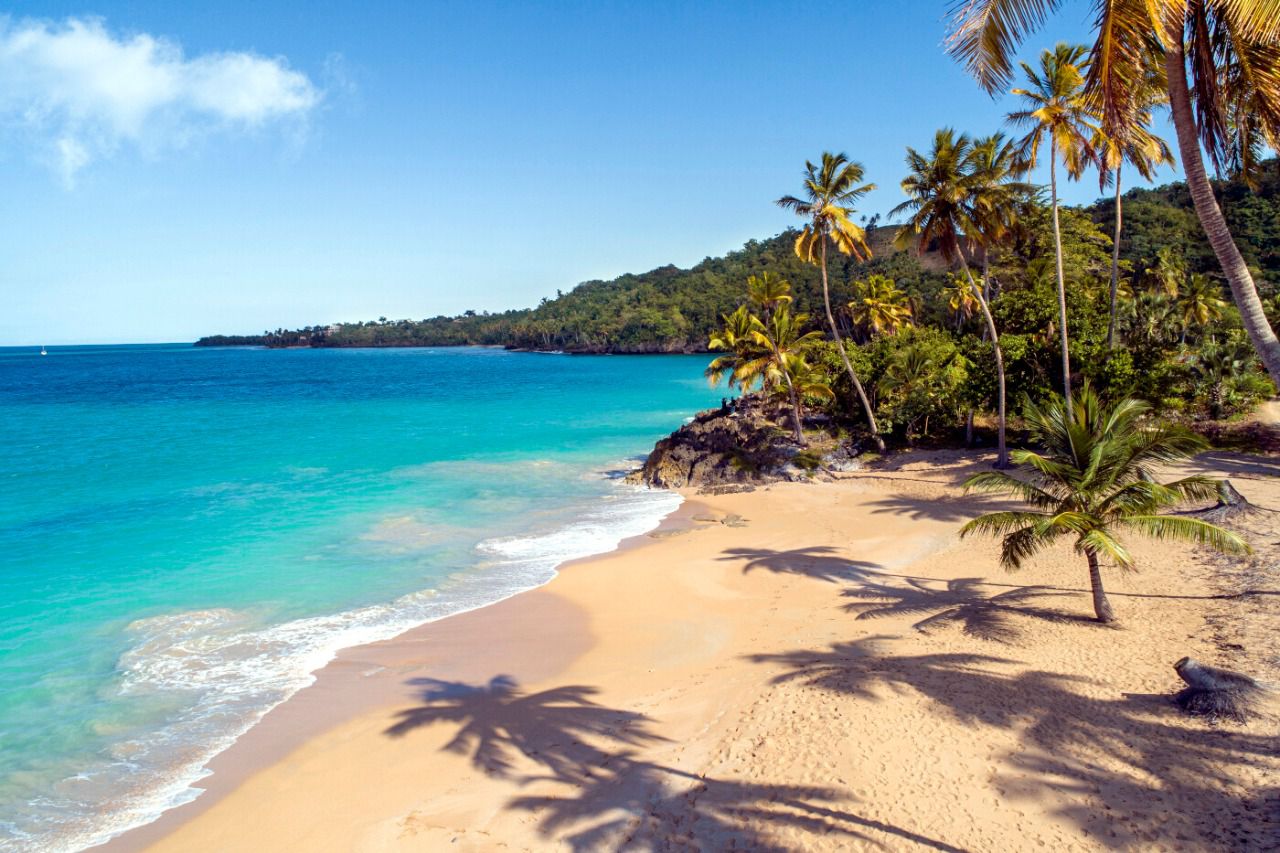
[1163,30,1280,387]
[960,258,1008,468]
[1049,144,1073,416]
[1106,165,1123,348]
[1085,549,1116,623]
[821,239,884,451]
[783,372,805,445]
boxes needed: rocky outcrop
[630,398,860,491]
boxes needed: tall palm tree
[746,271,792,323]
[968,132,1027,297]
[849,274,914,338]
[744,305,828,445]
[892,128,1014,467]
[944,0,1280,389]
[961,386,1250,623]
[777,153,885,450]
[1095,72,1175,348]
[1007,43,1103,415]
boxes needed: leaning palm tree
[743,305,828,445]
[1007,43,1103,415]
[961,386,1250,623]
[893,128,1014,467]
[849,274,914,338]
[1095,71,1175,348]
[944,0,1280,389]
[777,153,884,450]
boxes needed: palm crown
[960,385,1250,621]
[777,153,876,263]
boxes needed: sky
[1,1,1184,345]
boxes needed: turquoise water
[0,344,720,851]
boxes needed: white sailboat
[40,346,47,356]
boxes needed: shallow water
[0,344,720,851]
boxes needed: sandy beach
[107,450,1280,852]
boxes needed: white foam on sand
[17,483,679,853]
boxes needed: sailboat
[40,346,47,356]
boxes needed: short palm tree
[941,274,980,329]
[1191,336,1258,419]
[746,271,792,322]
[944,0,1280,390]
[961,386,1250,623]
[849,274,913,338]
[777,153,884,450]
[744,306,828,445]
[1177,274,1227,344]
[1007,43,1102,415]
[893,128,1014,467]
[706,305,766,392]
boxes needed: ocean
[0,344,721,851]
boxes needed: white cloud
[0,17,322,186]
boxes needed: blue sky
[2,1,1180,345]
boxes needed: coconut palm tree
[944,0,1280,389]
[1095,73,1175,348]
[968,132,1028,296]
[746,271,792,323]
[849,274,914,338]
[1177,274,1228,344]
[706,305,766,392]
[777,153,885,450]
[961,386,1250,623]
[1007,43,1103,415]
[892,128,1014,467]
[744,305,828,445]
[942,274,981,329]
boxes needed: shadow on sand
[719,545,881,583]
[751,636,1278,849]
[383,674,966,851]
[841,576,1089,644]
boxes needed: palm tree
[1007,43,1102,415]
[941,274,981,329]
[944,0,1280,389]
[706,305,766,392]
[892,128,1014,467]
[1095,72,1175,348]
[745,305,828,445]
[1191,336,1258,419]
[961,386,1250,623]
[849,274,913,338]
[746,271,792,323]
[1177,274,1228,344]
[777,153,885,450]
[968,132,1028,296]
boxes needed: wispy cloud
[0,16,322,186]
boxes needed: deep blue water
[0,344,720,850]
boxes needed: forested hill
[196,162,1280,353]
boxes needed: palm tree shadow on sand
[750,636,1278,849]
[383,675,666,779]
[719,545,882,583]
[383,675,966,851]
[842,576,1090,644]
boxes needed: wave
[16,483,680,853]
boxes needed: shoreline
[110,449,1280,851]
[99,491,710,852]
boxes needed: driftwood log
[1174,656,1267,723]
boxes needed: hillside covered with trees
[197,161,1279,357]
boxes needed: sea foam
[17,484,679,853]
